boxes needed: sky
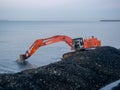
[0,0,120,21]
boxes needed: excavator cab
[72,38,84,50]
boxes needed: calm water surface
[0,21,120,73]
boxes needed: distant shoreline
[1,20,120,22]
[100,20,120,22]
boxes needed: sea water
[0,21,120,73]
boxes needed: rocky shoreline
[0,46,120,90]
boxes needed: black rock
[112,83,120,90]
[0,46,120,90]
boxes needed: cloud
[0,0,73,9]
[0,0,120,20]
[1,0,120,9]
[102,0,120,7]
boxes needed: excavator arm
[18,35,73,62]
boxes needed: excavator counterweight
[17,35,101,62]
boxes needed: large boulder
[0,46,120,90]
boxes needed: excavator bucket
[17,54,26,63]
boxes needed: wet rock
[0,46,120,90]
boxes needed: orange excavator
[18,35,101,62]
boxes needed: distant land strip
[100,20,120,22]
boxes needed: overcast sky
[0,0,120,21]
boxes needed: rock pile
[0,46,120,90]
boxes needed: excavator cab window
[73,38,84,50]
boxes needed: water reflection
[16,60,37,71]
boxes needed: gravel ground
[0,46,120,90]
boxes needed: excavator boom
[17,35,73,62]
[27,35,73,58]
